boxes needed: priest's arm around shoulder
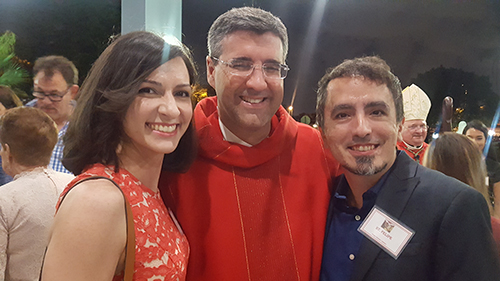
[315,55,500,281]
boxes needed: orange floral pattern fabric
[59,164,189,281]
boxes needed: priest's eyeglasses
[211,57,290,79]
[407,124,429,131]
[33,87,70,102]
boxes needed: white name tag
[358,206,415,259]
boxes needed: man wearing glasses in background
[160,7,339,281]
[32,55,78,174]
[396,84,431,164]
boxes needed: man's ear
[206,56,216,89]
[69,84,79,100]
[397,118,405,142]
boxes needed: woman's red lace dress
[58,164,189,281]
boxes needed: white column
[121,0,182,42]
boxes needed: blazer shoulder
[412,164,483,203]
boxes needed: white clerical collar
[218,117,253,147]
[402,140,423,150]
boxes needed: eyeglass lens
[214,57,289,79]
[33,89,67,102]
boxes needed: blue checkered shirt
[49,122,72,174]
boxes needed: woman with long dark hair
[41,31,197,280]
[423,132,500,256]
[463,120,500,219]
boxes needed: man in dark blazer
[315,55,500,281]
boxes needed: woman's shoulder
[58,163,126,214]
[59,177,125,216]
[45,174,128,281]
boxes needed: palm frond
[0,31,15,59]
[0,31,30,88]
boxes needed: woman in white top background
[0,107,74,280]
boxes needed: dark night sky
[182,0,500,114]
[1,0,499,115]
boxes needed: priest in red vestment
[159,7,339,281]
[397,84,431,164]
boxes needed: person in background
[0,85,22,112]
[0,85,23,185]
[160,7,339,281]
[41,31,197,281]
[463,120,500,219]
[317,55,500,281]
[422,132,500,256]
[32,55,79,174]
[396,84,431,164]
[0,107,74,280]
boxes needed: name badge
[358,206,415,259]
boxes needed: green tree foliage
[1,0,120,86]
[0,31,29,89]
[411,66,499,127]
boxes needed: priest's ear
[206,56,216,89]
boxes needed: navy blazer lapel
[350,152,421,281]
[376,153,421,217]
